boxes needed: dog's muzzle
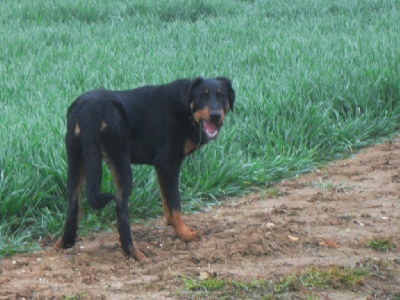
[201,120,221,140]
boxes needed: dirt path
[1,137,400,299]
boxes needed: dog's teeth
[208,130,218,138]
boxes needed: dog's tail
[76,111,115,210]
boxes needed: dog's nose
[209,110,222,122]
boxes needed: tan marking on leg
[107,160,124,201]
[156,169,170,222]
[54,238,63,250]
[74,122,80,136]
[128,244,147,261]
[169,211,199,242]
[156,169,199,241]
[184,139,198,155]
[105,162,147,261]
[107,161,145,260]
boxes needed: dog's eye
[217,91,226,98]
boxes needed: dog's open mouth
[202,121,220,140]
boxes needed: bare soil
[1,137,400,299]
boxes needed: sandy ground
[1,137,400,299]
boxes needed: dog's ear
[180,77,203,111]
[217,77,235,111]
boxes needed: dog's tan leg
[156,168,200,242]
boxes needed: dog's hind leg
[105,147,146,260]
[156,165,200,242]
[55,134,85,250]
[100,111,145,260]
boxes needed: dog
[54,77,235,260]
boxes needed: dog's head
[184,77,235,141]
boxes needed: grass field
[0,0,399,256]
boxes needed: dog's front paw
[54,237,74,250]
[53,238,64,250]
[123,244,148,261]
[54,235,81,250]
[132,249,147,261]
[177,227,201,242]
[173,222,202,242]
[167,211,201,242]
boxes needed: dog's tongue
[203,121,218,139]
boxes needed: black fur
[56,77,235,259]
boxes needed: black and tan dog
[55,77,235,260]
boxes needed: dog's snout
[209,110,222,122]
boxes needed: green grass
[366,237,396,252]
[180,260,398,299]
[1,0,400,255]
